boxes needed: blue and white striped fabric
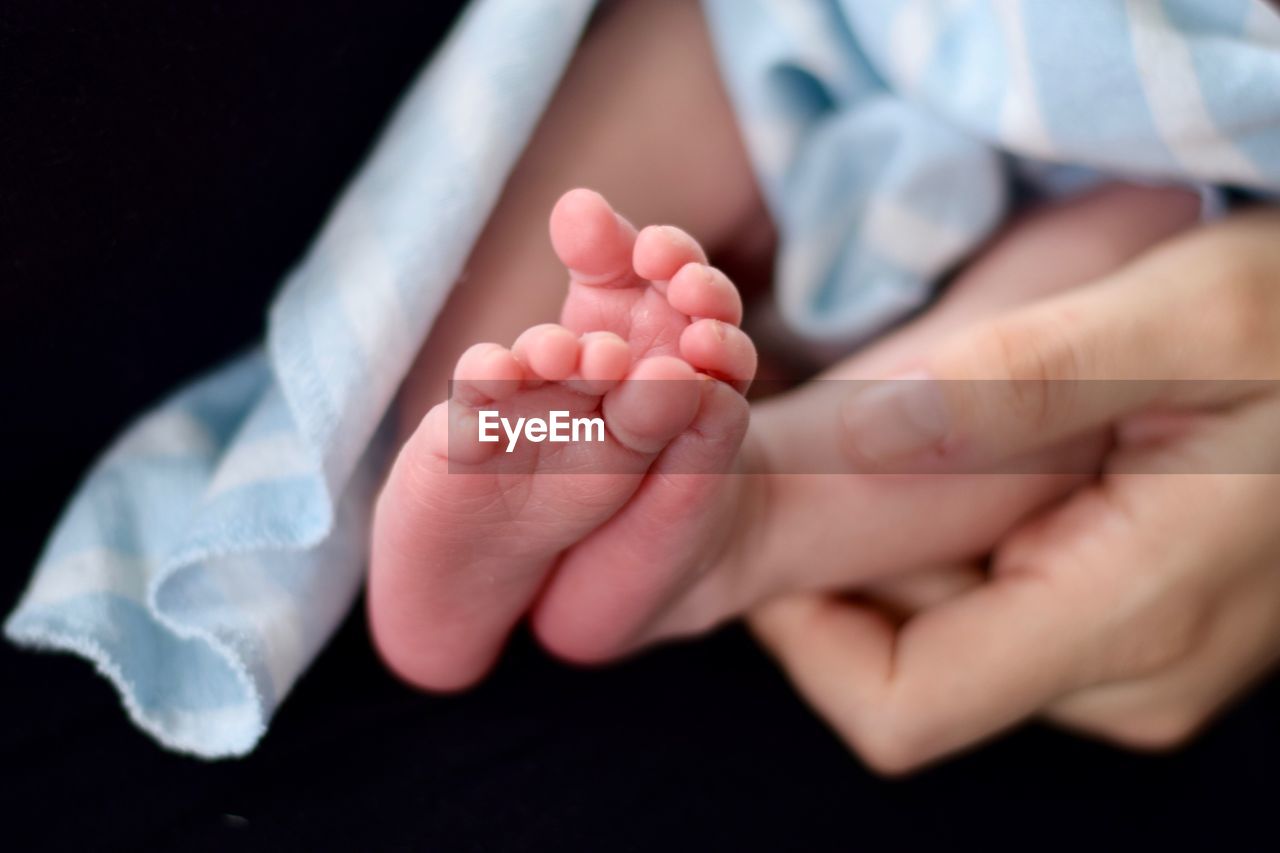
[701,0,1280,341]
[7,0,1280,758]
[5,0,597,758]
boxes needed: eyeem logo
[478,410,605,453]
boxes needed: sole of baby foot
[371,328,704,691]
[530,374,755,664]
[525,189,759,665]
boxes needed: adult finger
[840,210,1280,471]
[749,569,1097,774]
[1043,399,1280,749]
[1045,560,1280,752]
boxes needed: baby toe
[679,319,757,393]
[602,356,701,454]
[453,342,524,404]
[666,262,743,325]
[577,331,632,386]
[513,323,581,381]
[413,399,499,466]
[633,224,708,288]
[550,188,639,288]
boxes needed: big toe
[603,356,702,454]
[549,188,638,287]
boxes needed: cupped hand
[751,208,1280,773]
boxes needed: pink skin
[371,182,1201,695]
[369,189,757,690]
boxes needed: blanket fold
[5,0,597,758]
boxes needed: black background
[2,2,1279,850]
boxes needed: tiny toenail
[712,320,726,341]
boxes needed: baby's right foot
[369,190,756,689]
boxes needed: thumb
[840,216,1278,471]
[750,570,1092,775]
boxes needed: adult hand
[751,208,1280,774]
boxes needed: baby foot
[370,189,756,690]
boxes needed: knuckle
[852,705,936,777]
[1096,709,1204,753]
[1188,247,1276,369]
[1111,612,1202,679]
[857,731,927,777]
[1098,582,1210,682]
[973,312,1083,431]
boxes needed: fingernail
[842,371,949,462]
